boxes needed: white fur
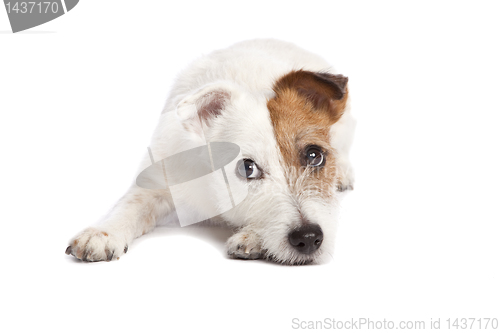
[66,39,355,264]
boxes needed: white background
[1,1,499,332]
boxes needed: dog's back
[163,39,334,113]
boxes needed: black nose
[288,224,324,254]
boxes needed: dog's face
[177,70,348,264]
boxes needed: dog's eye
[237,159,262,179]
[306,146,325,167]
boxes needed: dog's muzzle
[288,224,323,255]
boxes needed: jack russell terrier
[66,39,355,265]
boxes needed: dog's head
[176,70,349,264]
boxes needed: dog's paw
[226,231,264,260]
[337,181,354,192]
[65,227,128,262]
[336,160,355,192]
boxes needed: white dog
[66,39,355,265]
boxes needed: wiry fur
[66,39,355,265]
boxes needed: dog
[65,39,355,265]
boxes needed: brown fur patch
[267,70,349,197]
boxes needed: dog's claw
[82,249,89,262]
[229,250,262,260]
[105,249,113,261]
[337,184,354,192]
[124,245,128,253]
[227,246,263,260]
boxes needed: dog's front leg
[65,186,172,261]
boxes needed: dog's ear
[176,82,237,138]
[274,70,348,123]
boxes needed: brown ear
[273,70,349,122]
